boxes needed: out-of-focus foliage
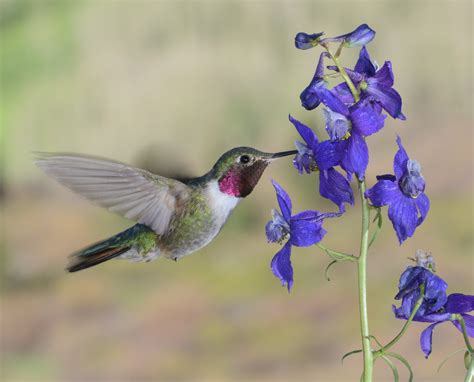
[1,1,472,381]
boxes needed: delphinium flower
[294,32,324,50]
[316,102,386,180]
[290,115,354,211]
[332,47,406,120]
[366,136,429,243]
[265,180,339,290]
[320,24,376,48]
[299,51,349,114]
[393,252,474,358]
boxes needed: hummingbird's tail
[66,224,156,272]
[67,239,131,273]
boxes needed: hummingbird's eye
[239,155,250,164]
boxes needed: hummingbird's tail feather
[66,224,158,272]
[66,240,131,272]
[67,245,131,272]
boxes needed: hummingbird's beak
[270,150,298,160]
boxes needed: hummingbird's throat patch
[218,161,269,198]
[218,171,241,197]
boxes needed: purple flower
[320,24,376,48]
[333,47,405,120]
[317,101,386,180]
[393,265,474,358]
[365,137,429,243]
[300,52,349,114]
[294,32,324,50]
[392,266,448,322]
[266,180,339,290]
[290,115,354,211]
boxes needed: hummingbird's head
[212,147,297,198]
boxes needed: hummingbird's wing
[35,153,190,235]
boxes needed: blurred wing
[35,152,190,235]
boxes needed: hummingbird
[35,147,297,272]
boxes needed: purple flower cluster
[266,24,431,289]
[393,259,474,358]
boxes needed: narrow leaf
[368,208,383,248]
[367,334,383,348]
[341,349,362,364]
[380,355,399,382]
[386,352,413,382]
[436,348,465,372]
[324,260,338,281]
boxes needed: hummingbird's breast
[159,180,241,259]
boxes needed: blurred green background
[1,1,472,381]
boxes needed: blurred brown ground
[0,1,472,381]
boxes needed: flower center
[267,209,290,244]
[294,140,318,173]
[399,159,425,198]
[323,108,351,141]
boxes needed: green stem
[374,284,425,356]
[325,46,370,380]
[465,355,474,382]
[357,180,373,381]
[458,315,474,353]
[324,47,360,102]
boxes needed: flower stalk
[325,46,374,382]
[357,179,373,381]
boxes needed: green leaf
[368,208,382,248]
[341,349,362,364]
[367,334,383,348]
[316,243,356,262]
[386,352,413,382]
[436,348,465,372]
[380,355,399,382]
[324,260,338,281]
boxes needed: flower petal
[424,273,448,313]
[318,88,350,115]
[395,266,427,300]
[300,80,323,110]
[271,180,292,221]
[387,195,418,244]
[270,241,293,291]
[393,136,409,180]
[299,52,332,110]
[366,82,404,120]
[415,193,430,227]
[420,321,444,358]
[366,179,401,207]
[294,32,324,50]
[319,168,354,210]
[350,103,386,136]
[290,213,326,247]
[289,115,319,147]
[313,140,345,170]
[333,82,355,104]
[354,46,376,77]
[340,132,369,180]
[320,24,376,48]
[452,314,474,337]
[446,293,474,314]
[373,61,394,87]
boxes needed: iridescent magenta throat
[218,171,241,197]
